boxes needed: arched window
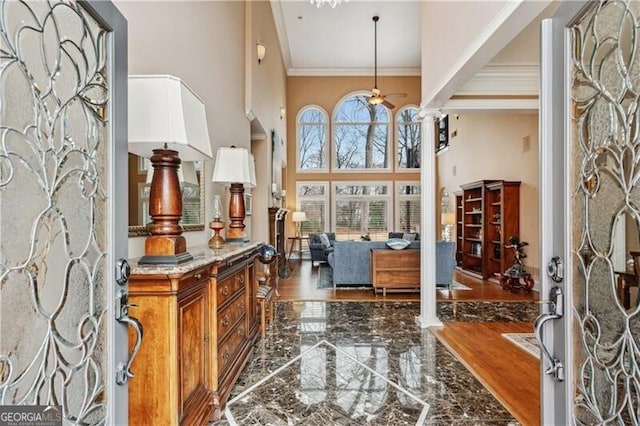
[396,106,421,170]
[297,106,328,172]
[333,93,390,171]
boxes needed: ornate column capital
[418,106,442,121]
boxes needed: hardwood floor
[271,257,541,425]
[431,322,540,426]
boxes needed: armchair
[308,232,336,265]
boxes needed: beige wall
[247,0,288,245]
[437,112,540,275]
[285,76,421,238]
[116,0,286,256]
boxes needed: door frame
[539,1,594,423]
[79,1,129,423]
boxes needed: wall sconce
[279,107,286,120]
[257,43,266,65]
[128,75,213,265]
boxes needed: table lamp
[441,211,456,242]
[128,75,213,264]
[211,146,257,242]
[292,211,307,238]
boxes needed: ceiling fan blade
[382,99,395,109]
[385,93,407,99]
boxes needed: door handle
[534,286,564,382]
[115,289,144,385]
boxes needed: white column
[415,108,443,328]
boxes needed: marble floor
[214,301,529,425]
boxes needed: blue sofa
[327,240,456,289]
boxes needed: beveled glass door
[541,1,640,423]
[0,0,128,423]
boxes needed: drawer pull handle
[222,349,230,361]
[221,315,230,327]
[239,276,245,284]
[194,273,202,280]
[221,286,229,296]
[237,327,244,336]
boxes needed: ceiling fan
[368,15,406,109]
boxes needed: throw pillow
[319,232,331,248]
[403,233,416,241]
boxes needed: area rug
[317,264,334,289]
[502,333,540,359]
[317,264,472,291]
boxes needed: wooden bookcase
[454,191,463,267]
[484,181,521,281]
[458,180,520,280]
[460,181,491,278]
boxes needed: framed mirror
[128,154,206,237]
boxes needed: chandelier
[310,0,349,8]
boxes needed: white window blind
[333,182,391,240]
[297,182,329,234]
[396,182,421,233]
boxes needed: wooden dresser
[371,248,420,295]
[128,243,261,424]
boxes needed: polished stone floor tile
[216,302,519,425]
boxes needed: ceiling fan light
[368,96,383,105]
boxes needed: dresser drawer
[217,294,246,342]
[216,270,245,306]
[217,322,246,375]
[177,265,209,292]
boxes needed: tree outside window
[333,182,391,240]
[396,106,421,170]
[334,94,390,170]
[297,107,328,172]
[297,182,328,234]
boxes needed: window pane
[334,95,389,122]
[335,124,389,169]
[298,107,327,171]
[396,183,421,233]
[397,107,421,169]
[333,94,390,170]
[334,183,390,240]
[298,183,328,234]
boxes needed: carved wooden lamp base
[138,148,193,265]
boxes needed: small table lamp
[128,75,213,264]
[211,147,257,242]
[292,211,307,238]
[441,211,456,242]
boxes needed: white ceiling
[271,0,421,76]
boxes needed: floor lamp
[211,147,257,243]
[128,75,213,264]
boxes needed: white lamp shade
[441,212,456,225]
[145,159,199,186]
[211,147,257,188]
[292,211,307,222]
[128,75,213,161]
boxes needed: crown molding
[455,64,539,96]
[443,96,538,113]
[287,67,421,77]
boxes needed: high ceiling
[271,0,421,76]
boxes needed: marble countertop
[129,242,263,275]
